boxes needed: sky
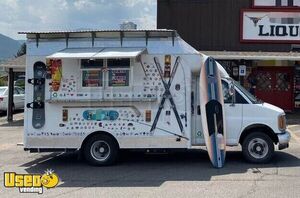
[0,0,157,40]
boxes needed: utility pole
[7,68,14,122]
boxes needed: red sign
[241,9,300,44]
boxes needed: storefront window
[295,62,300,108]
[256,72,272,91]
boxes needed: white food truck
[21,29,290,166]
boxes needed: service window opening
[80,58,131,88]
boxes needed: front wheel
[242,132,274,163]
[83,134,119,166]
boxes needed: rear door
[191,76,204,145]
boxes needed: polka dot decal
[60,108,153,137]
[51,75,77,99]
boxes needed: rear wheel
[242,132,274,163]
[83,134,119,166]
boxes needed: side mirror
[229,82,235,106]
[229,83,235,96]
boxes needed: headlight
[278,114,286,131]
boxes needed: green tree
[16,43,26,57]
[0,77,7,86]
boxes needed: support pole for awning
[7,68,14,122]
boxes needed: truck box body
[24,30,203,149]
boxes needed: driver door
[191,78,243,146]
[222,80,243,145]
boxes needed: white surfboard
[199,57,226,168]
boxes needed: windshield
[0,87,7,95]
[233,80,262,104]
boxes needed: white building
[120,22,137,30]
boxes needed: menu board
[82,70,102,87]
[109,70,129,87]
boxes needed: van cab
[192,76,290,163]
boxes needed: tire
[83,134,119,166]
[242,132,274,164]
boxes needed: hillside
[0,34,21,59]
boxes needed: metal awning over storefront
[0,55,26,122]
[0,55,26,72]
[201,51,300,61]
[47,47,147,59]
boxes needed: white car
[0,86,25,112]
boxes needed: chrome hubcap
[90,140,110,161]
[248,138,268,159]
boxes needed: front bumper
[277,131,291,150]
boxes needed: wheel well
[81,131,120,150]
[239,124,279,145]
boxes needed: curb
[0,113,24,127]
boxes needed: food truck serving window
[107,59,130,68]
[81,59,103,87]
[107,58,130,87]
[81,59,104,68]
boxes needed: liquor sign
[253,0,300,7]
[241,10,300,43]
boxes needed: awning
[47,47,147,59]
[201,51,300,61]
[93,48,147,58]
[47,48,103,59]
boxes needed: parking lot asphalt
[0,113,299,198]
